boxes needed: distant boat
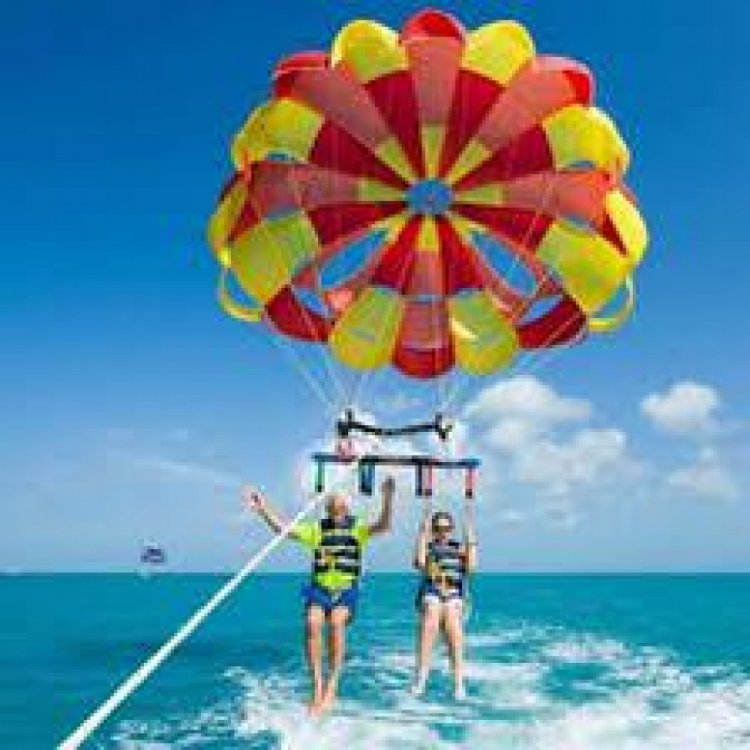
[139,545,167,576]
[140,545,167,565]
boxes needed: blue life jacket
[424,538,466,596]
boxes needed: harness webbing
[336,409,453,442]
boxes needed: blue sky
[1,1,748,572]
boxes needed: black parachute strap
[314,457,325,495]
[336,409,454,442]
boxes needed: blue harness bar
[312,452,480,499]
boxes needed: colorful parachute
[208,9,648,380]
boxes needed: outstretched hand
[242,485,266,514]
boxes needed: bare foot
[454,681,467,701]
[307,683,324,716]
[411,672,428,697]
[317,677,339,715]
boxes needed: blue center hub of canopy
[406,179,454,216]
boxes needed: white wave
[473,679,750,750]
[237,670,450,750]
[114,623,750,750]
[233,624,750,750]
[543,634,629,665]
[468,622,555,649]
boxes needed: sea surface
[2,573,750,749]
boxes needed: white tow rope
[59,493,325,749]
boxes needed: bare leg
[319,606,349,714]
[443,601,466,700]
[413,600,442,696]
[305,606,325,713]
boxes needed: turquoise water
[3,574,750,749]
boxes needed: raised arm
[463,497,478,572]
[368,476,395,536]
[413,504,431,571]
[243,485,301,540]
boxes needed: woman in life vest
[245,477,394,715]
[412,501,477,699]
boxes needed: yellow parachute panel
[543,105,630,175]
[449,292,519,374]
[330,287,404,369]
[606,190,649,267]
[331,20,408,82]
[463,21,535,84]
[536,220,630,315]
[232,100,324,168]
[231,212,318,303]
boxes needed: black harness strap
[336,409,453,442]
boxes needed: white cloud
[511,428,629,497]
[640,382,743,500]
[641,381,720,436]
[465,376,592,426]
[486,417,543,452]
[463,377,633,501]
[426,417,473,457]
[298,409,426,504]
[666,447,740,500]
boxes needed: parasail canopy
[208,9,648,381]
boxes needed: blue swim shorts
[302,582,360,621]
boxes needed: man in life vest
[244,477,394,715]
[412,504,477,700]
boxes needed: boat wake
[114,621,750,749]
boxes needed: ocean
[2,574,750,749]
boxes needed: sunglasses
[433,524,453,532]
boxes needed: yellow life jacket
[312,515,362,589]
